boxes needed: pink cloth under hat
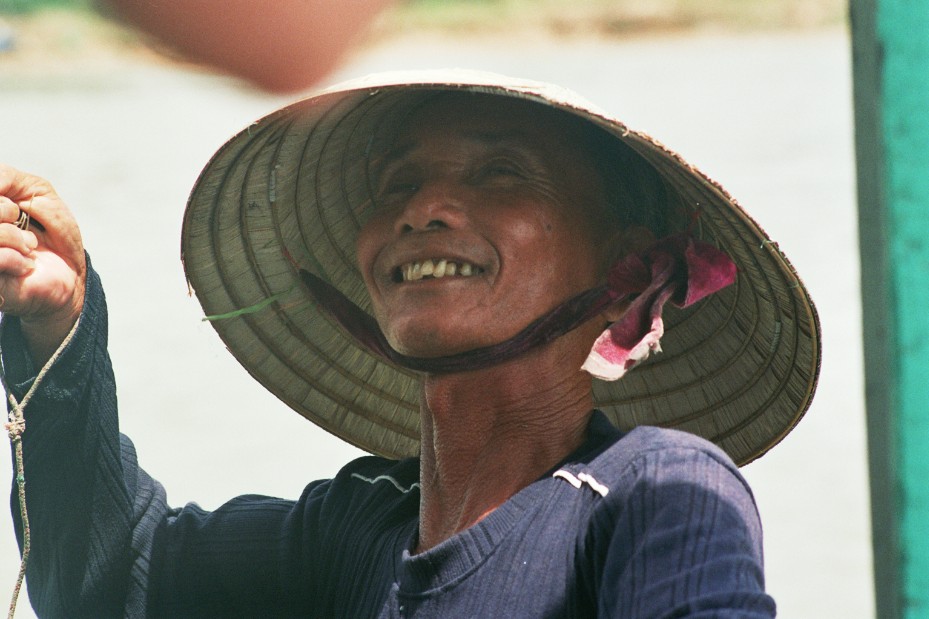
[583,233,738,381]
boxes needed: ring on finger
[14,210,29,232]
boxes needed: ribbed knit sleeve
[589,429,776,618]
[146,456,420,618]
[2,261,171,618]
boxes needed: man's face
[355,95,620,358]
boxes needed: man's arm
[596,440,777,618]
[0,165,169,615]
[2,261,172,616]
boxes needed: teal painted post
[852,0,929,616]
[882,0,929,612]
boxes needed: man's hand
[0,165,86,366]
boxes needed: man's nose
[394,177,468,234]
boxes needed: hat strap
[297,233,735,375]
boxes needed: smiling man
[0,72,819,617]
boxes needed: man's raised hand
[0,165,86,365]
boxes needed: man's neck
[414,335,595,552]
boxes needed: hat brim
[181,70,821,466]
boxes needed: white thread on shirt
[577,473,610,497]
[553,470,583,489]
[553,469,609,497]
[351,473,421,494]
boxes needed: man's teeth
[401,259,479,282]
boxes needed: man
[0,71,819,617]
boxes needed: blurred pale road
[0,27,868,618]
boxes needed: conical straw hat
[181,70,820,466]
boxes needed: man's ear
[600,225,656,323]
[602,225,656,268]
[618,225,656,257]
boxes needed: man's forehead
[371,96,588,168]
[379,129,541,164]
[406,93,564,133]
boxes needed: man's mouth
[393,258,484,283]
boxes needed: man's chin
[387,331,495,360]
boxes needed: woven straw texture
[181,71,820,466]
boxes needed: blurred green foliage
[385,0,845,34]
[406,0,504,4]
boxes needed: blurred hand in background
[102,0,395,92]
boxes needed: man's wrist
[19,284,85,367]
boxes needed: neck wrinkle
[415,332,596,553]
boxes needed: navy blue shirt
[3,264,775,618]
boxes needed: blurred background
[0,0,866,617]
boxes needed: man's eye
[376,181,419,206]
[475,162,523,181]
[487,166,517,176]
[377,180,419,199]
